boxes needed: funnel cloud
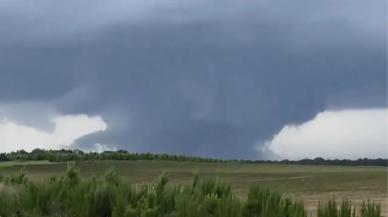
[0,0,386,159]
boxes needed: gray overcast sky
[0,0,386,159]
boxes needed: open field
[0,160,386,216]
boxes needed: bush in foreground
[317,199,381,217]
[0,165,381,217]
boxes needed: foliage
[1,149,226,163]
[1,149,386,167]
[317,199,381,217]
[0,167,381,217]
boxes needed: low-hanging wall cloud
[0,0,386,159]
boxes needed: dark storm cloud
[0,0,386,159]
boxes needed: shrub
[0,168,380,217]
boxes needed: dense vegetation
[0,165,381,217]
[0,149,387,167]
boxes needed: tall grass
[0,165,381,217]
[317,199,381,217]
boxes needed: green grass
[0,164,382,217]
[0,160,385,193]
[0,160,53,167]
[0,160,386,216]
[317,199,381,217]
[0,165,308,217]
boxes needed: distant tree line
[0,149,386,167]
[275,157,388,167]
[0,149,226,163]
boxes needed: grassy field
[0,160,386,216]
